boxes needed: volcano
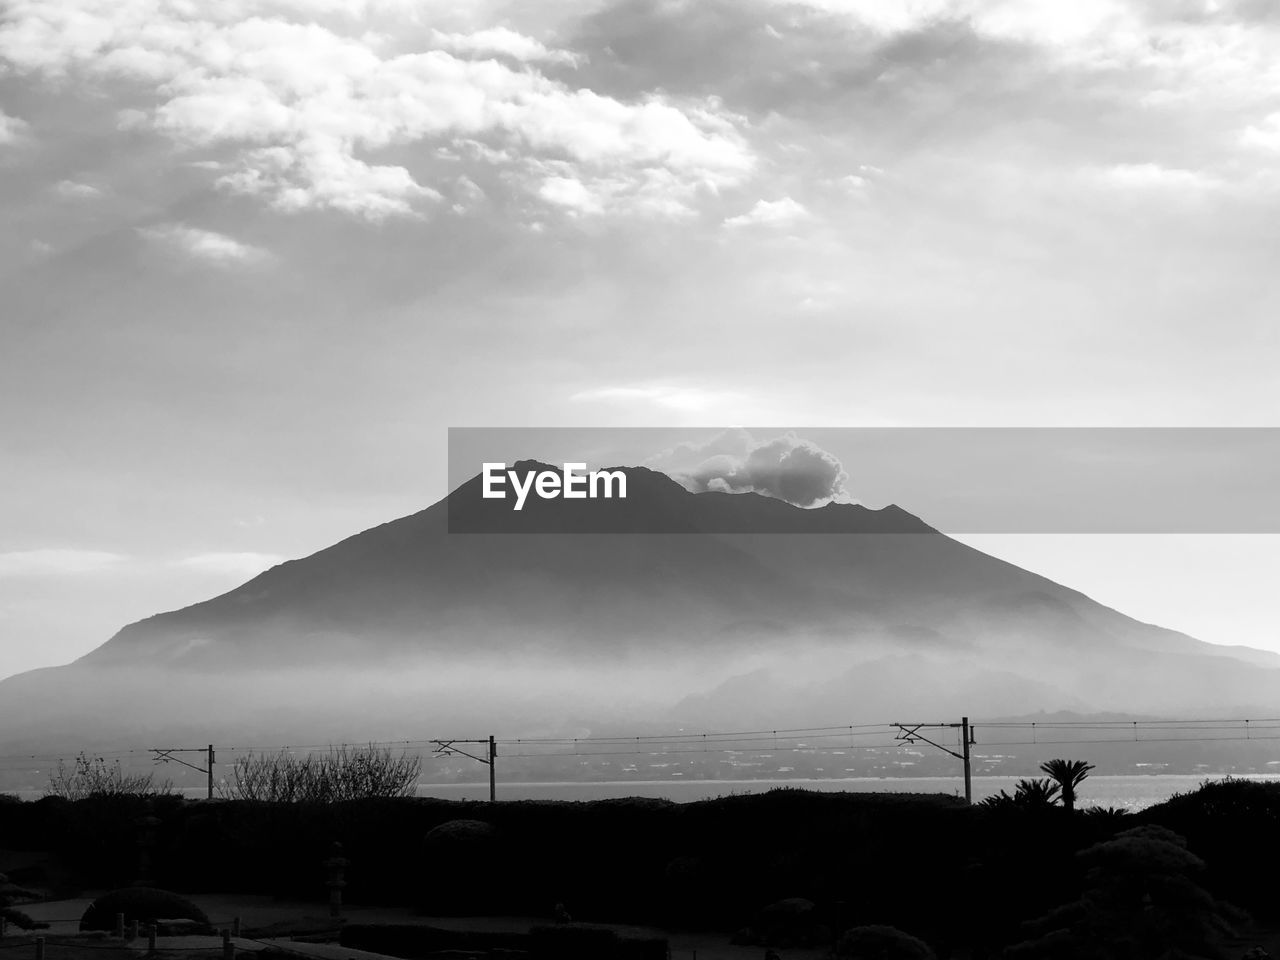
[1,461,1275,749]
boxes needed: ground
[3,891,829,960]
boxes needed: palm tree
[977,778,1060,810]
[1040,758,1095,812]
[1014,777,1061,807]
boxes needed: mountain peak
[447,459,935,534]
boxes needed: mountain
[1,461,1275,750]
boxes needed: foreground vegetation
[1,778,1277,958]
[219,745,421,802]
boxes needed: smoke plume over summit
[648,429,850,507]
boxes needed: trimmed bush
[837,925,936,960]
[79,887,210,931]
[421,819,501,913]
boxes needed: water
[408,774,1280,810]
[16,775,1280,809]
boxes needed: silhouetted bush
[1140,776,1280,919]
[836,925,936,959]
[420,818,500,913]
[1005,824,1239,959]
[221,745,421,802]
[979,778,1061,810]
[46,753,172,800]
[80,886,210,931]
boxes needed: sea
[407,774,1280,810]
[12,775,1280,809]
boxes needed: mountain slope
[1,461,1274,745]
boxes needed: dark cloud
[569,0,1033,119]
[648,429,850,507]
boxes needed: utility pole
[431,737,498,802]
[489,736,497,803]
[151,745,215,799]
[893,719,975,804]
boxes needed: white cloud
[429,27,581,66]
[539,175,604,215]
[1241,112,1280,152]
[536,167,700,219]
[724,196,812,228]
[0,549,127,576]
[138,223,271,265]
[0,107,27,144]
[1095,163,1220,191]
[0,3,752,220]
[53,179,102,199]
[569,384,746,412]
[176,552,284,577]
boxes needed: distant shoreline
[12,772,1280,810]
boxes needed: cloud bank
[0,1,752,220]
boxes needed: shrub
[46,754,172,800]
[221,745,420,802]
[837,925,936,960]
[979,778,1061,810]
[1006,825,1238,959]
[80,887,210,931]
[421,819,500,913]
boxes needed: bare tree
[45,753,172,800]
[221,744,421,802]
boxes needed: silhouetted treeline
[4,782,1280,957]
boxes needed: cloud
[177,552,285,577]
[569,384,745,412]
[647,430,851,507]
[724,196,811,228]
[1093,163,1220,191]
[0,107,27,144]
[429,27,582,66]
[1241,112,1280,151]
[53,179,102,199]
[450,174,487,213]
[0,549,127,576]
[138,223,271,265]
[538,175,605,215]
[0,3,752,220]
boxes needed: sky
[1,0,1278,680]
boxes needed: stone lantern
[324,842,349,918]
